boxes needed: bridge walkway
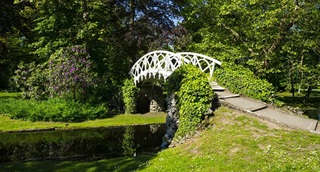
[210,82,320,134]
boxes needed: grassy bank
[139,106,320,171]
[0,112,166,132]
[1,106,319,171]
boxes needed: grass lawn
[0,155,154,172]
[1,106,319,171]
[0,112,166,132]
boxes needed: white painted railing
[130,50,222,85]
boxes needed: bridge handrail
[130,50,222,85]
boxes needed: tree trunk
[291,81,295,97]
[304,85,312,100]
[130,0,135,29]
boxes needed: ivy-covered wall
[166,64,214,139]
[121,79,139,114]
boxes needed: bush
[215,63,275,102]
[48,45,98,101]
[167,64,214,137]
[13,62,48,100]
[0,98,108,122]
[12,45,99,102]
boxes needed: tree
[0,0,33,89]
[181,0,320,96]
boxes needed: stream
[0,124,165,163]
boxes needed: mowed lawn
[0,112,166,132]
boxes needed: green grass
[138,106,320,172]
[1,106,319,171]
[0,155,154,172]
[0,113,166,132]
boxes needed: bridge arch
[130,50,222,85]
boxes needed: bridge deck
[215,89,319,134]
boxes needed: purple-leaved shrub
[48,45,98,101]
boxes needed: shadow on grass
[0,154,157,172]
[276,89,319,106]
[276,90,320,120]
[276,96,320,108]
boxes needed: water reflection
[0,124,165,163]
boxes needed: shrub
[167,64,214,137]
[121,78,139,114]
[47,45,98,101]
[13,62,48,100]
[0,98,108,122]
[215,63,275,102]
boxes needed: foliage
[12,45,98,102]
[48,45,98,101]
[0,0,33,89]
[2,0,188,112]
[167,64,213,137]
[121,78,140,114]
[0,98,107,122]
[215,63,275,103]
[182,0,320,97]
[12,62,48,100]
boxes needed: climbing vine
[122,78,140,114]
[167,64,214,138]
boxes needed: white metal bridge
[130,50,222,85]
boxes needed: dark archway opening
[137,90,151,114]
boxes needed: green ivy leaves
[122,78,140,114]
[167,64,214,138]
[215,63,275,102]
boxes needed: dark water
[0,124,165,163]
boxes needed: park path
[210,82,320,134]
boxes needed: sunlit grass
[0,113,166,132]
[138,106,320,172]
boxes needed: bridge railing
[177,52,222,79]
[130,50,222,85]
